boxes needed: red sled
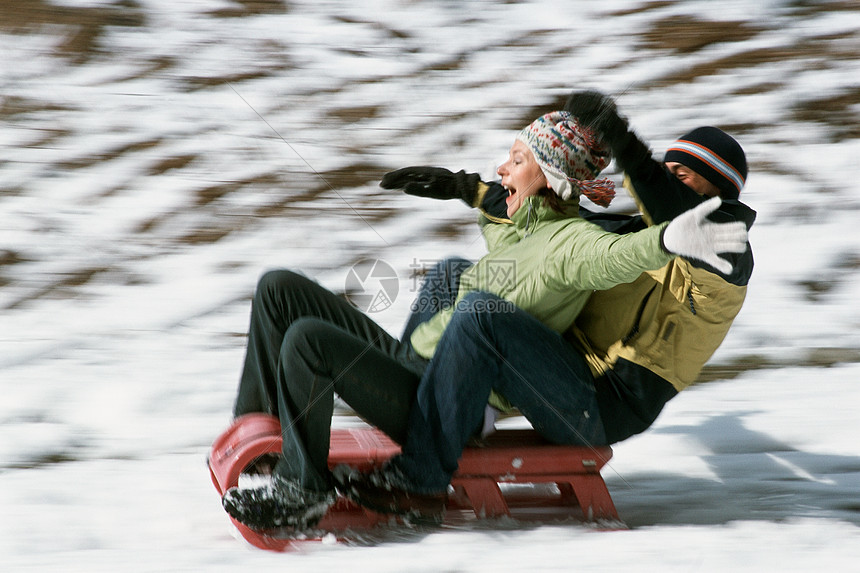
[209,413,623,551]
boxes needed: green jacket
[409,195,675,361]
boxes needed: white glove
[662,196,749,275]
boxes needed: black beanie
[663,126,747,199]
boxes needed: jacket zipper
[622,286,655,344]
[524,201,533,236]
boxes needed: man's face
[665,162,721,197]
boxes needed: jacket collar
[510,195,581,236]
[720,198,757,229]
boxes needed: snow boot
[222,474,336,531]
[336,463,447,525]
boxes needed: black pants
[233,260,467,493]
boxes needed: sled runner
[209,413,622,551]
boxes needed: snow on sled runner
[209,413,623,551]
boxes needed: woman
[340,111,749,519]
[221,111,747,529]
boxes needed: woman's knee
[254,269,319,311]
[280,316,330,356]
[256,269,306,295]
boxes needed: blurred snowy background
[1,0,859,571]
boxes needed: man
[563,91,755,443]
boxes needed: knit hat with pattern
[516,111,615,207]
[664,126,747,199]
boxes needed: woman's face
[497,140,548,217]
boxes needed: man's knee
[429,256,472,280]
[449,291,513,334]
[459,291,513,316]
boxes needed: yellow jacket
[568,171,756,443]
[569,254,747,392]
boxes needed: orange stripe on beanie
[664,126,747,199]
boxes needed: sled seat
[450,428,618,522]
[209,413,620,551]
[320,424,619,522]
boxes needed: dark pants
[233,259,468,493]
[392,291,608,493]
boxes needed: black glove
[564,90,653,177]
[481,182,510,220]
[380,166,482,206]
[564,90,625,138]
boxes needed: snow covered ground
[1,0,859,570]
